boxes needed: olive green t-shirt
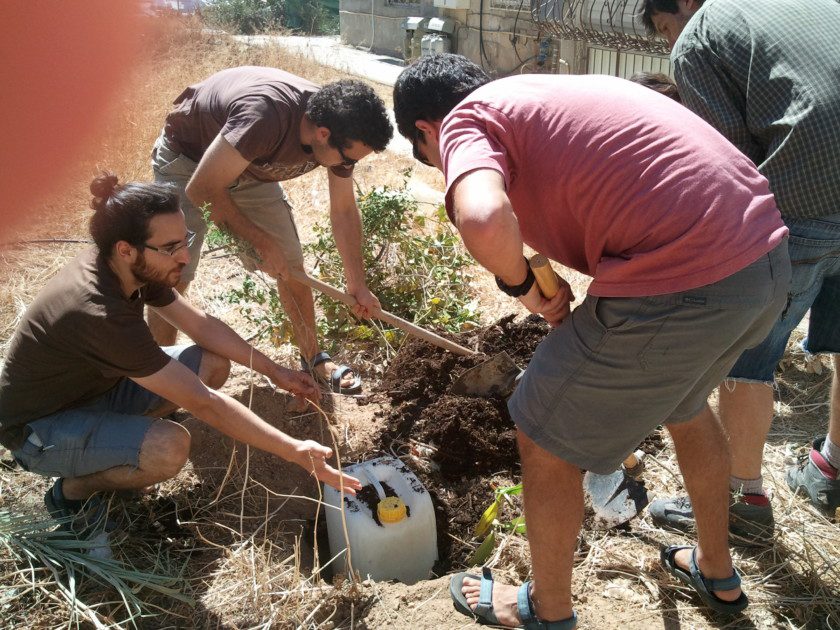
[0,248,176,449]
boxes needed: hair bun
[89,172,119,210]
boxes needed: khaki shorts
[508,241,791,475]
[151,132,303,282]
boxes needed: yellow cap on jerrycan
[378,496,407,524]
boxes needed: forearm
[179,310,279,379]
[189,186,273,252]
[330,205,367,288]
[449,169,528,284]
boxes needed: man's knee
[198,350,230,390]
[516,428,578,473]
[140,420,191,478]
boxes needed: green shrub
[201,0,285,34]
[201,0,338,35]
[285,0,339,34]
[221,177,480,354]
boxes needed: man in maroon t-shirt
[394,54,791,626]
[152,67,393,395]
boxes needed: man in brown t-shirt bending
[151,66,393,395]
[0,174,361,537]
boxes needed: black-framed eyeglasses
[336,145,358,167]
[412,128,433,167]
[144,230,196,256]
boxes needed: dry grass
[0,17,837,629]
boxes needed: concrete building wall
[340,0,440,58]
[339,0,667,78]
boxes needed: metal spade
[585,451,649,529]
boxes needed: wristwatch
[495,257,535,297]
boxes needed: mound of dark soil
[376,314,550,571]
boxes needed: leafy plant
[221,178,480,353]
[201,205,260,261]
[1,510,193,628]
[201,0,285,34]
[201,0,337,35]
[469,484,526,565]
[285,0,339,34]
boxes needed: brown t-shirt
[0,248,176,449]
[163,66,353,182]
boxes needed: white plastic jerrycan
[324,456,437,585]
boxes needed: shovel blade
[584,469,649,529]
[450,352,521,397]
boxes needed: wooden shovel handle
[290,269,477,357]
[529,254,560,299]
[622,453,640,468]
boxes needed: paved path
[236,34,405,87]
[237,34,412,156]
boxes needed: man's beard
[131,251,183,289]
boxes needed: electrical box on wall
[433,0,470,9]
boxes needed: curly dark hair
[629,71,681,102]
[639,0,705,34]
[89,172,180,254]
[306,79,392,152]
[393,54,491,140]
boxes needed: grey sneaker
[44,478,113,538]
[648,493,774,547]
[786,438,840,514]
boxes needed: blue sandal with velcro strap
[450,567,577,629]
[661,545,748,614]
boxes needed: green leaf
[468,531,497,566]
[473,498,501,538]
[504,516,527,535]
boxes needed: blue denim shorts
[12,344,202,478]
[728,214,840,383]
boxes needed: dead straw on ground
[0,18,837,629]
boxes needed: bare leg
[148,281,189,346]
[62,420,190,501]
[277,274,356,388]
[667,405,741,602]
[461,429,579,625]
[147,350,230,417]
[718,381,774,480]
[829,355,840,446]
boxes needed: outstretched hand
[271,367,320,404]
[519,273,576,327]
[293,439,362,495]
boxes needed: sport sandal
[661,545,748,615]
[450,567,578,629]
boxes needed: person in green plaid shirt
[640,0,840,547]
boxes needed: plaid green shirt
[671,0,840,219]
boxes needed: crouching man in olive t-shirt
[0,174,361,536]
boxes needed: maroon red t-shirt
[164,66,352,182]
[442,74,788,297]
